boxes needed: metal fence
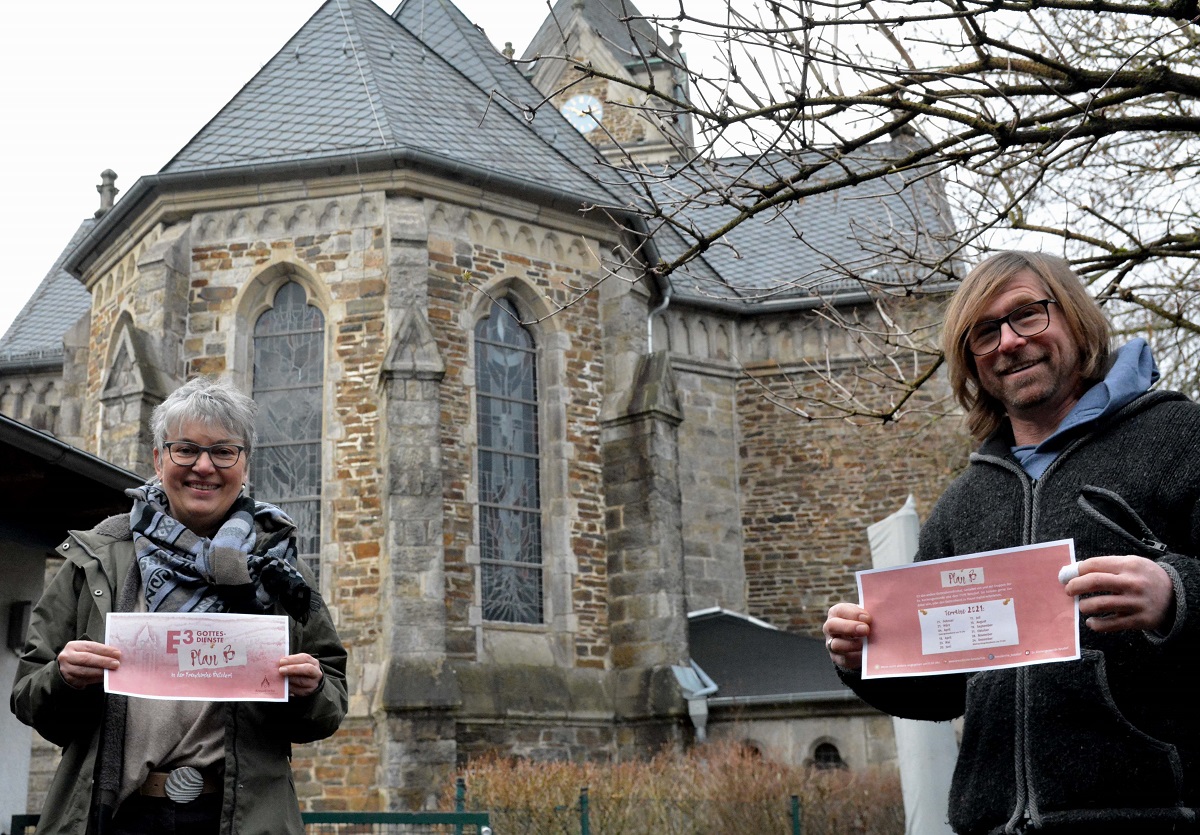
[11,812,491,835]
[12,790,824,835]
[304,811,492,834]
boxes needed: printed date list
[918,598,1018,655]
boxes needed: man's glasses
[163,441,246,469]
[966,299,1057,356]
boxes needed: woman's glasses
[163,442,245,468]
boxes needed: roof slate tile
[0,220,94,360]
[163,0,618,207]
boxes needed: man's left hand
[1064,555,1174,633]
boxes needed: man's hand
[823,603,873,670]
[57,640,121,689]
[1063,556,1175,633]
[279,653,324,698]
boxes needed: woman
[11,377,347,835]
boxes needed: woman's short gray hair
[151,377,258,455]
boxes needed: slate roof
[33,0,955,327]
[160,0,622,209]
[0,219,94,364]
[653,141,959,305]
[0,412,142,550]
[391,0,620,176]
[523,0,684,68]
[688,608,850,702]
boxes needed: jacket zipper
[1004,667,1032,834]
[977,400,1166,833]
[1002,467,1040,834]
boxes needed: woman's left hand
[279,652,324,698]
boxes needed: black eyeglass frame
[162,441,247,469]
[966,299,1058,357]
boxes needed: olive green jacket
[10,515,348,835]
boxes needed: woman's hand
[57,640,121,689]
[280,652,324,698]
[823,603,872,671]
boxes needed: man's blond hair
[943,252,1112,440]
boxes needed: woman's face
[152,419,248,537]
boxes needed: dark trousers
[110,792,221,835]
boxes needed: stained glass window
[475,298,542,623]
[252,281,324,579]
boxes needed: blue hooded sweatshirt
[1011,338,1159,479]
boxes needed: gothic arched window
[475,298,542,624]
[251,281,325,579]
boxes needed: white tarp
[867,496,958,835]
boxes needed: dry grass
[446,742,903,834]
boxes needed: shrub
[446,741,903,835]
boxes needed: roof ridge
[160,1,334,172]
[158,0,624,209]
[162,0,414,173]
[331,0,397,150]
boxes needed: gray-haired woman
[12,376,347,835]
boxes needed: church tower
[521,0,694,165]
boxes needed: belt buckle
[163,766,206,803]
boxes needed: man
[824,251,1200,834]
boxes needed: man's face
[973,270,1085,433]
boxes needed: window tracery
[475,297,542,624]
[251,281,325,578]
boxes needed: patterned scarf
[127,481,313,624]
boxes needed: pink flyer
[857,540,1080,679]
[104,612,290,701]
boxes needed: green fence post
[791,794,802,835]
[579,786,590,835]
[455,776,466,835]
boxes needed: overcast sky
[0,0,662,337]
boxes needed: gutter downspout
[670,660,718,742]
[646,273,672,353]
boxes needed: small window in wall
[812,742,847,770]
[475,298,542,624]
[251,281,325,579]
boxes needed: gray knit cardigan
[842,390,1200,835]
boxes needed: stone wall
[57,193,393,811]
[733,298,970,633]
[187,195,390,802]
[425,204,612,669]
[655,298,970,632]
[20,172,967,815]
[708,704,898,770]
[672,360,746,613]
[0,371,65,433]
[738,375,969,633]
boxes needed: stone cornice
[65,149,651,284]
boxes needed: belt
[139,767,221,803]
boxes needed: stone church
[1,0,965,812]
